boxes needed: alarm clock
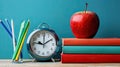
[27,23,60,61]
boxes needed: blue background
[0,0,120,59]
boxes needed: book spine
[62,38,120,46]
[63,46,120,54]
[62,54,120,63]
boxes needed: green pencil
[12,20,30,61]
[15,20,30,61]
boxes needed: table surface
[1,59,120,67]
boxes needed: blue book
[63,46,120,54]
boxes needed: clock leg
[51,58,55,62]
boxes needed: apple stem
[85,3,88,13]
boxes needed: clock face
[30,30,57,57]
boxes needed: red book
[62,54,120,63]
[62,38,120,46]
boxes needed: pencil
[15,21,30,61]
[5,19,12,32]
[12,21,25,61]
[11,19,16,51]
[0,20,12,37]
[12,20,30,61]
[15,20,30,61]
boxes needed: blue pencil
[0,20,12,37]
[5,19,12,32]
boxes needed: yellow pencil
[15,27,29,61]
[15,21,30,61]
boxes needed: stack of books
[62,38,120,63]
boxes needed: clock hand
[34,41,45,48]
[43,39,53,48]
[43,32,45,44]
[43,38,53,45]
[43,32,46,48]
[34,41,43,45]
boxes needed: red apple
[70,3,99,38]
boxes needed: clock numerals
[31,42,34,46]
[42,32,45,36]
[33,47,36,50]
[47,51,49,54]
[37,51,40,54]
[33,37,36,41]
[51,48,53,51]
[42,52,45,55]
[52,43,54,46]
[51,38,53,41]
[37,33,40,37]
